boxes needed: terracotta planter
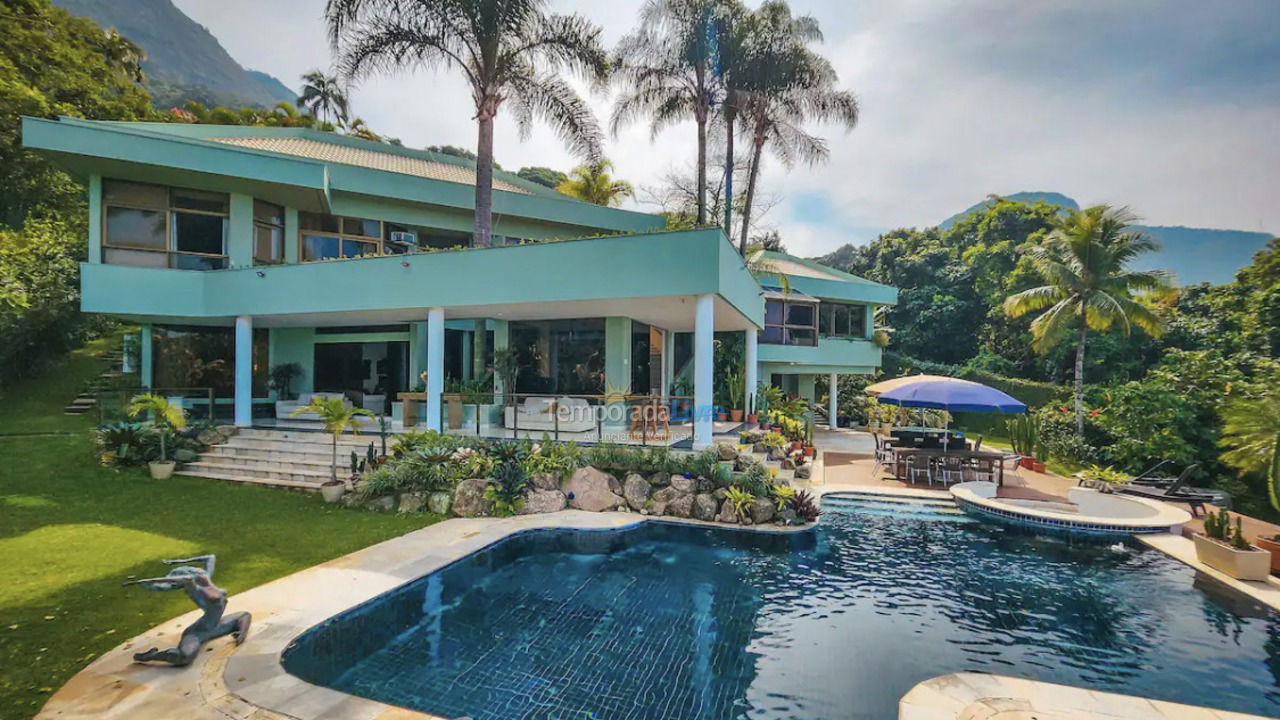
[716,413,728,421]
[148,461,176,480]
[803,446,816,458]
[1032,461,1046,473]
[1255,535,1280,575]
[320,483,346,503]
[1020,457,1036,470]
[746,413,757,425]
[731,409,744,422]
[1193,533,1272,582]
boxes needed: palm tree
[326,0,609,248]
[292,397,374,484]
[735,38,857,250]
[1220,387,1280,513]
[297,70,350,125]
[127,393,187,463]
[555,160,634,206]
[612,0,723,225]
[1004,205,1169,434]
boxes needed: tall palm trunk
[695,115,707,225]
[739,129,765,250]
[724,102,737,251]
[1074,313,1087,436]
[474,109,496,248]
[330,435,338,484]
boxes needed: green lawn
[0,337,442,720]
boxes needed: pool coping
[34,510,812,720]
[951,481,1193,534]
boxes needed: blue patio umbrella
[876,378,1027,414]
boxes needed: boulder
[519,489,567,515]
[366,495,395,512]
[565,467,626,512]
[648,486,682,515]
[648,471,671,487]
[749,497,776,525]
[714,443,738,461]
[665,493,695,518]
[768,449,787,462]
[623,473,652,511]
[670,474,698,494]
[779,508,798,526]
[453,478,492,517]
[753,443,769,454]
[794,465,812,480]
[397,492,426,513]
[427,491,452,516]
[693,493,719,521]
[216,425,239,438]
[195,429,222,446]
[781,458,796,470]
[531,472,561,491]
[173,448,200,463]
[713,488,728,501]
[715,501,740,524]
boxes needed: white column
[425,307,445,432]
[693,293,714,449]
[234,315,253,427]
[828,372,839,430]
[744,327,758,421]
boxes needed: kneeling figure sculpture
[123,554,251,666]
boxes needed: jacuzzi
[951,481,1192,535]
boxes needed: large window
[818,302,867,339]
[103,181,229,270]
[151,325,267,398]
[762,298,818,346]
[510,319,606,394]
[253,201,285,265]
[299,212,382,261]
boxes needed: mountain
[52,0,296,109]
[939,192,1272,286]
[939,191,1079,229]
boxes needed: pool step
[823,493,972,521]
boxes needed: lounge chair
[1118,464,1213,516]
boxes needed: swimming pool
[283,494,1280,720]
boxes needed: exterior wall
[268,327,315,397]
[757,336,883,376]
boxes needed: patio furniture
[967,455,997,483]
[873,433,895,473]
[938,454,967,486]
[276,392,351,421]
[905,453,933,485]
[1119,464,1213,516]
[397,391,427,426]
[893,448,1007,485]
[504,396,595,433]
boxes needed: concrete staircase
[177,428,380,491]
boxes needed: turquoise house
[23,116,896,447]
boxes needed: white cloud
[174,0,1280,255]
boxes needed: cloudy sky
[175,0,1280,256]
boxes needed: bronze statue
[123,555,251,666]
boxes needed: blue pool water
[284,495,1280,719]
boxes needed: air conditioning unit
[389,231,416,246]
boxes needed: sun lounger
[1118,464,1213,516]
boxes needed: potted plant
[127,393,187,480]
[726,370,745,422]
[1078,465,1130,493]
[1255,533,1280,574]
[1193,509,1271,581]
[293,396,374,501]
[1219,388,1280,574]
[269,362,303,401]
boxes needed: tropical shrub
[523,441,582,479]
[94,421,148,466]
[1078,465,1130,493]
[127,393,187,463]
[769,484,796,511]
[485,461,529,517]
[790,490,821,523]
[390,430,455,458]
[734,462,771,497]
[723,486,754,521]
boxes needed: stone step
[182,460,330,485]
[238,427,388,442]
[221,435,376,454]
[174,469,320,492]
[197,451,337,472]
[206,444,355,465]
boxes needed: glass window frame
[101,180,229,270]
[762,298,819,347]
[819,301,869,340]
[253,200,286,266]
[298,212,383,262]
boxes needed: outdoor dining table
[890,447,1007,486]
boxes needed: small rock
[781,458,796,470]
[715,501,739,524]
[780,508,798,525]
[693,493,718,521]
[794,465,812,480]
[452,478,492,517]
[365,496,395,512]
[670,474,697,494]
[623,473,652,511]
[749,497,776,525]
[648,471,671,487]
[519,489,567,514]
[753,443,769,454]
[195,429,221,446]
[713,488,728,501]
[531,472,560,491]
[216,425,238,438]
[397,493,426,513]
[427,491,452,515]
[565,467,626,512]
[665,493,695,518]
[714,443,738,461]
[173,448,200,463]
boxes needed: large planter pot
[1020,457,1037,470]
[320,483,346,503]
[746,413,757,425]
[148,461,176,480]
[446,397,463,429]
[803,446,816,458]
[1193,533,1272,582]
[731,409,744,422]
[1032,461,1046,473]
[1255,535,1280,575]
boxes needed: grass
[0,337,442,720]
[0,336,119,435]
